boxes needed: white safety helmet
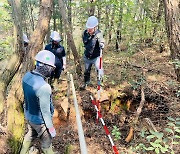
[50,31,61,42]
[23,33,29,43]
[35,50,56,67]
[86,16,98,29]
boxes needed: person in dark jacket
[20,50,56,154]
[45,31,66,89]
[82,16,105,89]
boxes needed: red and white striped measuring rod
[90,95,119,154]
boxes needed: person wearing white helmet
[81,16,105,89]
[45,31,66,89]
[20,50,56,154]
[23,33,29,48]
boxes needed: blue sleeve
[37,83,54,128]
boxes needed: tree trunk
[153,0,164,37]
[0,0,24,116]
[66,0,72,57]
[89,0,95,16]
[53,0,57,31]
[58,0,82,77]
[6,0,53,153]
[115,1,123,51]
[104,5,110,38]
[108,5,115,44]
[163,0,180,81]
[29,0,35,31]
[97,0,101,28]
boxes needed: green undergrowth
[130,117,180,154]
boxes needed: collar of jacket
[31,70,46,79]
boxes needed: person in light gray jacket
[20,50,56,154]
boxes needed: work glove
[98,69,104,80]
[48,127,56,137]
[100,43,104,49]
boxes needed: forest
[0,0,179,153]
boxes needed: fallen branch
[125,127,134,142]
[125,70,146,143]
[143,118,157,132]
[146,84,171,101]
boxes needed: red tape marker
[97,111,102,118]
[113,146,119,154]
[103,125,110,135]
[90,96,119,154]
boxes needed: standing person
[45,31,66,89]
[20,50,56,154]
[81,16,105,89]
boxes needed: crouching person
[20,50,56,154]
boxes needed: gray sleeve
[96,32,105,44]
[37,83,54,129]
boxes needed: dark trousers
[23,121,52,149]
[84,56,104,84]
[51,60,62,79]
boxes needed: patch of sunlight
[8,102,24,140]
[0,102,3,113]
[110,99,121,112]
[147,75,157,81]
[13,125,24,139]
[15,110,24,125]
[147,75,166,82]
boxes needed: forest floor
[49,45,179,154]
[1,44,179,154]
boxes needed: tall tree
[163,0,180,81]
[89,0,95,16]
[58,0,82,76]
[0,0,24,118]
[0,0,24,152]
[5,0,53,153]
[115,1,123,51]
[153,0,164,37]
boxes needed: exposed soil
[50,46,179,153]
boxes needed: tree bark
[163,0,180,81]
[108,5,115,44]
[58,0,82,77]
[104,5,110,38]
[89,0,95,16]
[115,1,123,51]
[153,0,164,37]
[0,0,24,116]
[5,0,53,153]
[53,0,57,31]
[66,0,72,57]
